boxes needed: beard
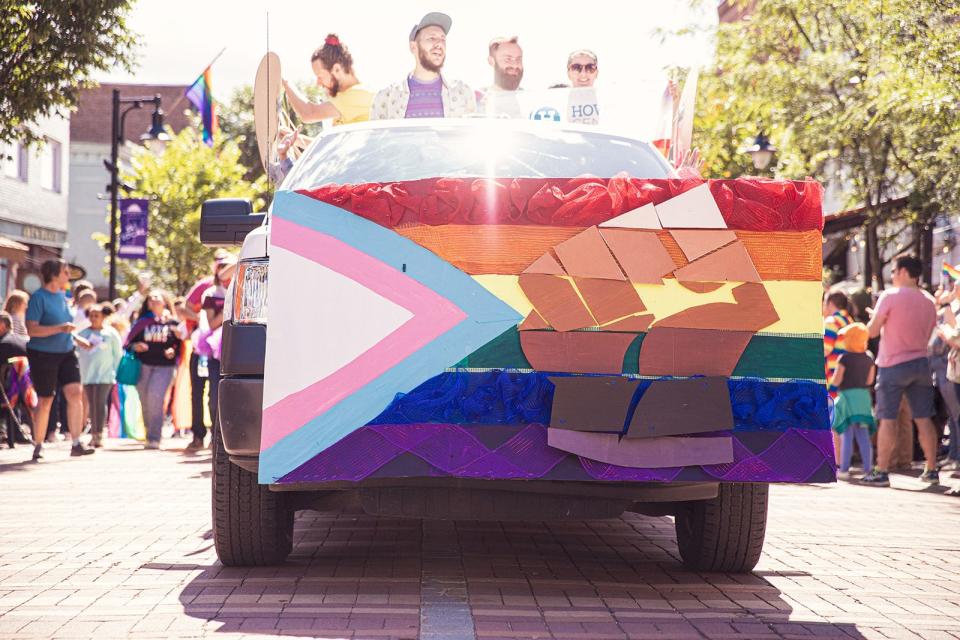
[494,64,523,91]
[327,76,341,98]
[417,44,445,73]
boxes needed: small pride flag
[185,66,218,147]
[943,262,960,282]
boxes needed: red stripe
[296,176,823,232]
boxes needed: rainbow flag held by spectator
[943,262,960,283]
[185,66,218,147]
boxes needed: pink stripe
[260,218,466,450]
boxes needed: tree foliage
[0,0,138,145]
[111,127,268,296]
[693,0,960,288]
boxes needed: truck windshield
[280,120,675,190]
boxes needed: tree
[107,126,268,296]
[0,1,138,145]
[692,0,960,289]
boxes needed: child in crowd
[77,305,122,447]
[830,323,876,478]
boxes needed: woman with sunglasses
[567,50,599,87]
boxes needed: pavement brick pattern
[1,439,959,639]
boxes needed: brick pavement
[1,438,959,639]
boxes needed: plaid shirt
[370,74,477,120]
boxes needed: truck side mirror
[199,198,266,246]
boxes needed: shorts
[875,357,935,420]
[26,348,82,397]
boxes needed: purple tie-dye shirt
[404,76,444,118]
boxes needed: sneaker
[859,470,890,487]
[31,444,42,461]
[185,437,204,451]
[837,470,851,480]
[920,468,940,485]
[144,441,160,450]
[70,443,95,457]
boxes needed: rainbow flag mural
[943,262,960,283]
[185,66,217,147]
[259,173,834,486]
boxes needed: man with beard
[283,34,373,126]
[370,12,476,120]
[478,37,525,118]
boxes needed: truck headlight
[226,259,268,324]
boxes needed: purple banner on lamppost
[118,198,149,260]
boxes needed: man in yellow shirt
[283,33,372,126]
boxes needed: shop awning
[0,236,29,262]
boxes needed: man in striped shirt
[370,12,476,120]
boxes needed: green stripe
[456,329,824,380]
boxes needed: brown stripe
[395,225,822,280]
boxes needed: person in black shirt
[126,290,183,449]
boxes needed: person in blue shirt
[25,259,94,461]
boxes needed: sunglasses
[569,63,597,73]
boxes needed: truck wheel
[674,482,768,573]
[212,422,293,566]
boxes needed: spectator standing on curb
[931,283,960,469]
[193,255,235,448]
[861,254,939,487]
[823,289,854,464]
[4,290,30,338]
[830,323,876,479]
[126,290,183,449]
[77,305,122,448]
[25,259,94,461]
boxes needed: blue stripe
[368,370,831,433]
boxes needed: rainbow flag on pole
[943,262,960,283]
[185,66,217,147]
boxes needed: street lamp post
[744,132,777,174]
[106,90,169,301]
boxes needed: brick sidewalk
[1,439,959,639]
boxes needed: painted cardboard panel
[573,277,648,326]
[654,282,779,332]
[599,228,677,284]
[548,376,641,431]
[639,327,754,377]
[654,183,727,229]
[673,241,762,283]
[554,226,626,280]
[518,273,596,332]
[520,331,637,374]
[627,377,734,439]
[670,229,738,261]
[598,203,662,229]
[548,429,734,468]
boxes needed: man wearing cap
[370,12,476,120]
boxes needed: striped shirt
[824,309,854,398]
[405,76,444,118]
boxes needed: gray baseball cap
[409,12,452,41]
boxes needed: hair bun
[325,34,340,47]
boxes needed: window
[2,142,27,182]
[39,138,61,192]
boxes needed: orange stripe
[395,225,823,280]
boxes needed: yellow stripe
[473,276,824,335]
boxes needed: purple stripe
[278,423,835,484]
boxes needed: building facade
[0,111,71,298]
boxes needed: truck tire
[674,482,768,573]
[212,422,293,566]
